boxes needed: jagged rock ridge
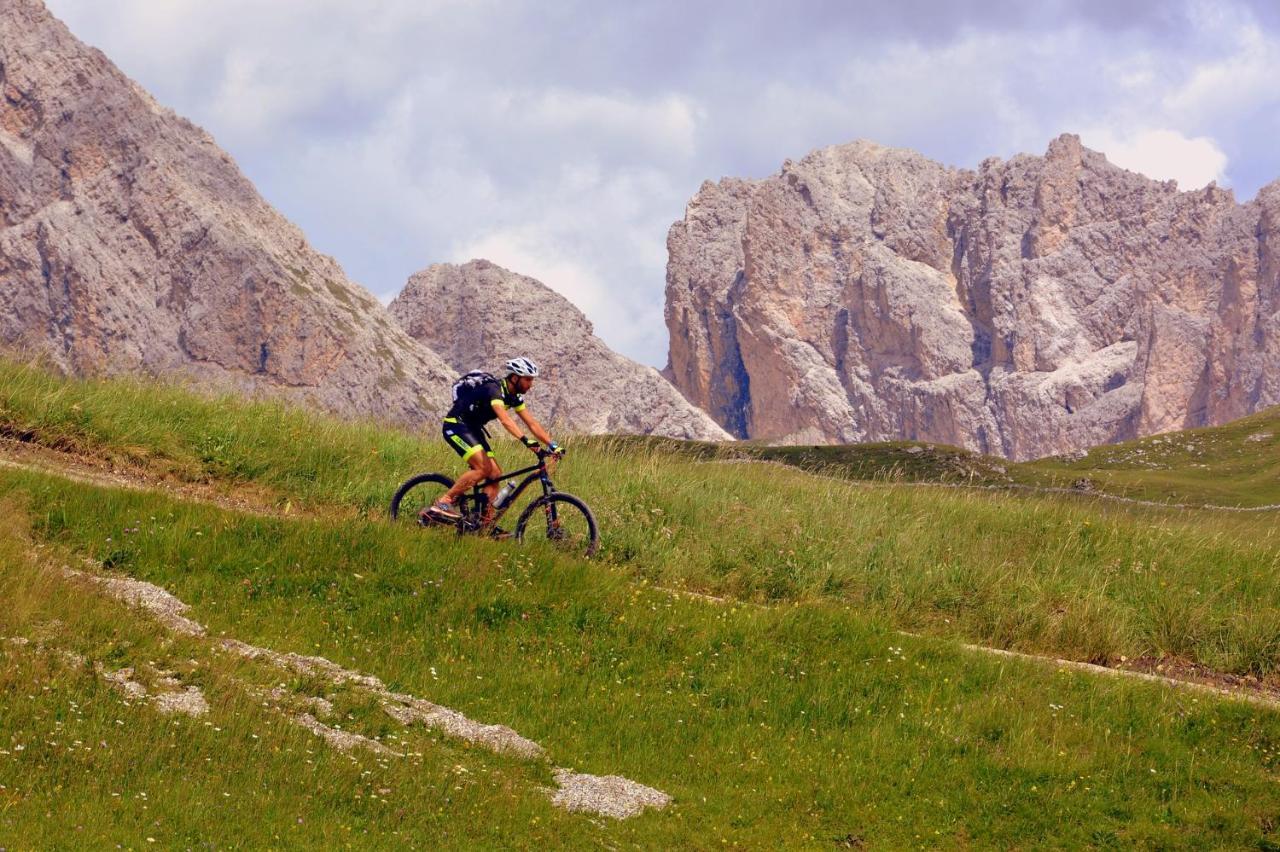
[0,0,453,422]
[389,260,731,440]
[666,135,1280,460]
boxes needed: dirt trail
[907,479,1280,513]
[0,438,301,519]
[658,587,1280,711]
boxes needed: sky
[43,0,1280,367]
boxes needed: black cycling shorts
[442,418,492,461]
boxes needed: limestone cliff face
[0,0,453,422]
[389,260,731,440]
[666,135,1280,459]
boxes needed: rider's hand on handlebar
[548,441,565,457]
[520,435,541,454]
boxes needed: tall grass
[5,476,1280,846]
[2,358,1280,679]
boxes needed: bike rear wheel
[514,493,599,557]
[389,473,455,525]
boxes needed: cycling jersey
[444,371,526,432]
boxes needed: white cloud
[264,80,692,363]
[1163,24,1280,125]
[447,164,686,363]
[524,90,703,160]
[1079,128,1228,189]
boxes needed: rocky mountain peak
[666,135,1280,459]
[410,259,596,342]
[1044,132,1085,162]
[0,0,454,422]
[390,261,730,440]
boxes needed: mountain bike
[389,448,599,557]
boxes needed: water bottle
[493,481,516,509]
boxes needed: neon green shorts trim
[442,420,492,462]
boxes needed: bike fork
[541,478,559,529]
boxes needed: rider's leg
[482,456,502,504]
[443,449,491,504]
[480,456,502,524]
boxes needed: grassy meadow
[2,358,1280,846]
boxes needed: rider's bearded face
[515,376,534,393]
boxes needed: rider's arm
[491,401,532,442]
[516,408,554,446]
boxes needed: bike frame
[462,453,558,524]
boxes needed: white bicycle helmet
[504,357,540,377]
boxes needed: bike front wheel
[389,473,455,525]
[514,493,599,557]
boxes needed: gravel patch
[98,665,148,699]
[94,663,209,716]
[549,768,672,819]
[383,694,544,759]
[3,635,85,666]
[152,686,210,717]
[219,639,385,690]
[293,713,399,756]
[62,565,207,637]
[265,686,335,718]
[221,639,543,758]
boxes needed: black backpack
[451,370,494,399]
[451,371,498,419]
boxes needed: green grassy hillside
[1019,409,1280,508]
[610,408,1280,509]
[2,359,1280,847]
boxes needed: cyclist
[425,357,561,525]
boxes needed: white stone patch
[266,686,334,718]
[98,665,148,700]
[94,663,209,717]
[382,695,544,760]
[293,713,400,756]
[549,768,672,819]
[53,554,671,815]
[65,564,206,637]
[220,639,384,690]
[222,639,545,759]
[152,686,210,717]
